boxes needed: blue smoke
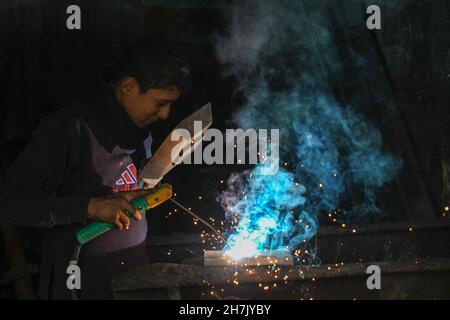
[216,0,403,260]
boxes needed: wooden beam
[112,258,450,293]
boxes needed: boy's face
[115,77,181,128]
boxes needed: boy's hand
[87,189,152,230]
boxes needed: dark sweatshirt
[0,82,153,299]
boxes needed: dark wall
[377,0,450,212]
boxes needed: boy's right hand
[87,189,152,230]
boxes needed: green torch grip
[76,197,149,245]
[75,184,172,245]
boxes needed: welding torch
[68,183,172,299]
[75,183,173,245]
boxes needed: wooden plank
[167,286,181,300]
[204,249,294,267]
[112,258,450,292]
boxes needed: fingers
[133,210,142,221]
[114,210,131,230]
[119,211,131,229]
[120,198,137,217]
[114,212,139,230]
[119,198,142,225]
[114,211,124,230]
[111,195,145,230]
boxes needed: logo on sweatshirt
[113,163,139,192]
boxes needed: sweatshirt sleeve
[0,111,90,227]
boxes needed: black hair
[112,35,191,93]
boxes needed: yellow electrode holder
[144,183,173,208]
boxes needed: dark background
[0,0,449,299]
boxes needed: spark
[169,198,226,243]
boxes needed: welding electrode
[169,198,226,243]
